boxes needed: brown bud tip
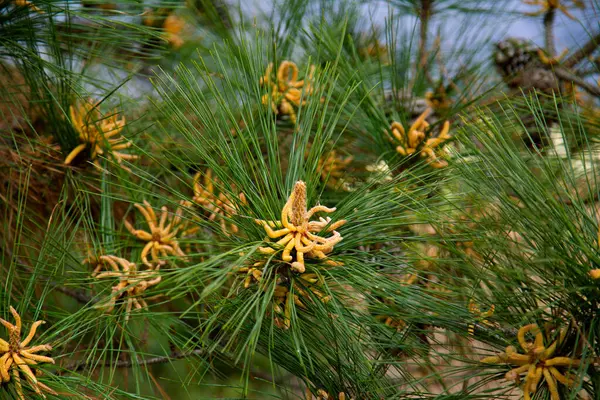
[291,181,307,226]
[292,180,306,198]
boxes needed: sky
[362,0,598,59]
[117,0,599,100]
[242,0,598,52]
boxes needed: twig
[61,348,292,385]
[575,62,600,77]
[564,32,600,69]
[418,0,432,78]
[474,322,517,339]
[555,67,600,97]
[543,9,556,57]
[52,285,93,304]
[249,368,293,386]
[2,246,93,305]
[61,349,207,374]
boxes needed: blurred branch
[564,32,600,69]
[575,61,600,77]
[62,348,293,386]
[62,349,207,373]
[555,67,600,97]
[47,279,93,305]
[2,246,93,305]
[543,9,556,56]
[418,0,432,78]
[473,322,517,340]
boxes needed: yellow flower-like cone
[93,255,162,321]
[259,61,318,124]
[481,323,581,400]
[255,181,346,273]
[0,306,56,400]
[388,109,452,168]
[124,200,193,266]
[64,98,137,170]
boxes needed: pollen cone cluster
[389,108,451,168]
[85,200,198,320]
[317,149,353,188]
[260,61,317,124]
[64,98,138,170]
[92,255,162,321]
[306,388,354,400]
[235,255,333,329]
[163,14,186,48]
[255,180,346,273]
[0,307,56,400]
[467,300,495,336]
[273,273,331,329]
[481,323,581,400]
[124,200,196,266]
[192,169,246,235]
[12,0,43,13]
[425,85,453,113]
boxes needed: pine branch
[564,32,600,69]
[30,265,93,305]
[575,63,600,77]
[473,322,517,341]
[50,283,93,305]
[2,246,93,305]
[61,349,207,374]
[543,9,556,57]
[555,67,600,97]
[61,348,290,385]
[418,0,432,78]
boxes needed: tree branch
[418,0,432,78]
[575,62,600,77]
[2,246,93,305]
[60,349,207,374]
[52,284,93,305]
[564,32,600,69]
[555,67,600,97]
[543,9,556,57]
